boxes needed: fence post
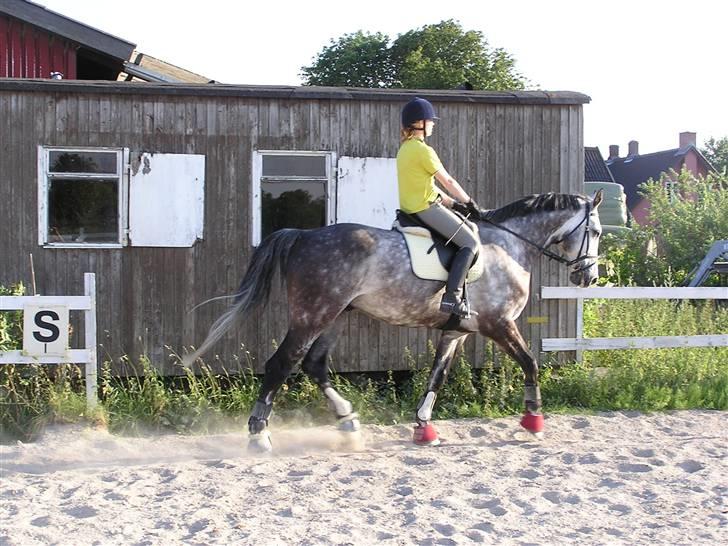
[84,273,98,409]
[576,297,584,363]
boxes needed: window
[252,151,335,245]
[38,147,205,248]
[38,148,125,246]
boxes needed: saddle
[392,210,484,283]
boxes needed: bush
[600,168,728,286]
[0,282,24,351]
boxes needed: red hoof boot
[520,412,545,435]
[413,422,440,446]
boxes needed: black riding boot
[440,248,477,318]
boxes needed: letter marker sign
[23,304,69,357]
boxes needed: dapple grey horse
[184,191,604,450]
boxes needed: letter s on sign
[33,310,60,343]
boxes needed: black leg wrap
[248,401,273,434]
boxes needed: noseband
[481,203,598,272]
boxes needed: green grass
[1,299,726,443]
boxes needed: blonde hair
[400,121,425,143]
[400,127,419,143]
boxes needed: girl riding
[396,97,483,318]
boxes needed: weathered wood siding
[0,81,586,375]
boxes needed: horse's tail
[182,229,302,367]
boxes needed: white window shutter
[336,157,398,228]
[129,152,205,247]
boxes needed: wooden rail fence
[541,286,728,355]
[0,273,97,408]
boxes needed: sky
[41,0,727,157]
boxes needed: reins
[476,203,598,270]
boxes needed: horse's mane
[484,193,584,223]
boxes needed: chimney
[608,145,620,160]
[628,140,639,156]
[679,131,696,149]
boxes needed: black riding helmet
[401,97,439,128]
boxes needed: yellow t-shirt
[396,138,444,213]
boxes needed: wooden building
[0,78,589,374]
[0,0,135,80]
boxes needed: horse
[183,190,604,451]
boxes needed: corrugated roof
[584,147,615,183]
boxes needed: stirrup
[440,294,475,318]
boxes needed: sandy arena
[1,410,726,545]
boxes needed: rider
[397,97,483,318]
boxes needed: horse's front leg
[488,320,544,437]
[414,331,468,446]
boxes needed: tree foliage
[701,136,728,174]
[600,168,728,286]
[299,31,395,88]
[300,20,526,90]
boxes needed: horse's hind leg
[301,318,360,433]
[413,331,468,446]
[248,329,318,451]
[488,320,544,437]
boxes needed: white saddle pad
[393,222,484,283]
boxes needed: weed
[1,292,726,442]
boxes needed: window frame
[251,150,336,246]
[37,146,129,249]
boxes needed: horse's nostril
[590,277,597,286]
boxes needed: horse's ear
[592,188,604,208]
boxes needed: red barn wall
[1,14,77,79]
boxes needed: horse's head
[549,190,604,287]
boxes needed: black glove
[452,201,470,216]
[466,199,483,218]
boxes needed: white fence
[541,286,728,354]
[0,273,98,408]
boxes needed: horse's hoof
[520,413,545,438]
[413,422,440,446]
[248,430,273,454]
[338,413,361,433]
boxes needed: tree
[300,20,526,90]
[390,20,525,90]
[701,136,728,174]
[300,31,395,88]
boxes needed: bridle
[480,202,599,273]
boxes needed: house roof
[606,146,713,209]
[584,147,615,183]
[0,0,135,60]
[0,78,591,105]
[121,53,213,84]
